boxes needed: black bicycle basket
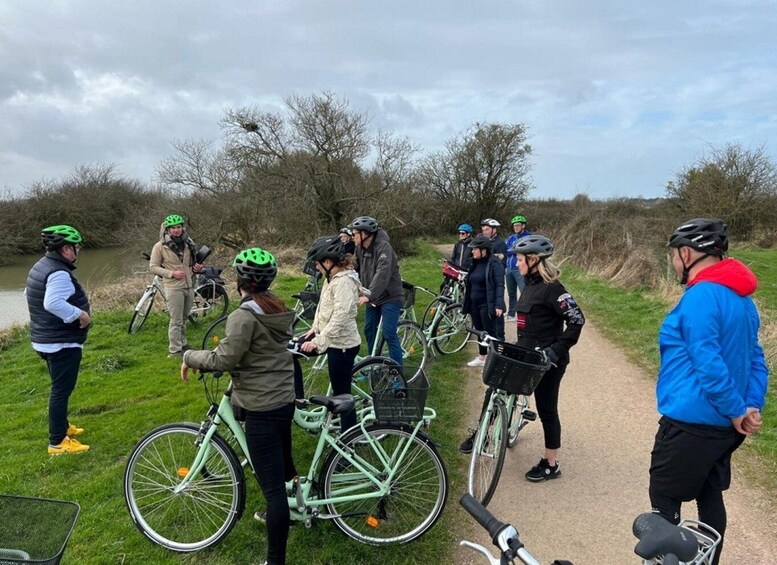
[0,495,80,565]
[482,341,550,395]
[401,280,416,311]
[371,366,429,423]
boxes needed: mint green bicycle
[123,366,447,551]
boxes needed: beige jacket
[311,270,362,353]
[183,301,296,412]
[149,235,196,290]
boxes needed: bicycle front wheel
[376,320,429,383]
[421,297,446,330]
[507,395,530,448]
[124,423,246,552]
[468,399,508,506]
[189,284,229,326]
[201,315,228,349]
[430,303,470,355]
[321,423,448,544]
[128,290,155,334]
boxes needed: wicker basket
[0,495,80,565]
[371,367,429,423]
[482,341,550,395]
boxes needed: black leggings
[470,303,495,356]
[245,403,297,565]
[532,363,566,450]
[327,345,360,432]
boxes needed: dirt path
[452,319,776,564]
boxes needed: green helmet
[233,247,278,290]
[511,215,527,225]
[41,225,83,248]
[163,214,185,228]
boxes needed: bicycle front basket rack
[482,341,550,396]
[0,495,80,565]
[371,367,429,423]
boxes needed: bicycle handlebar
[460,494,508,544]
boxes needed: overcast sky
[1,0,775,199]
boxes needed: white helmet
[480,218,500,228]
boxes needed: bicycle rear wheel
[468,398,508,506]
[124,423,246,552]
[321,423,448,544]
[421,297,446,330]
[128,290,155,334]
[430,303,470,355]
[376,320,429,383]
[189,284,229,326]
[201,316,228,349]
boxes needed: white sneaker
[505,315,516,322]
[467,357,486,368]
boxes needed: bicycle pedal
[521,409,537,421]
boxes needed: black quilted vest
[26,252,90,344]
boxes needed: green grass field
[564,247,777,488]
[0,243,473,565]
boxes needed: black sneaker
[459,429,476,454]
[525,458,561,482]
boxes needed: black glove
[543,346,559,367]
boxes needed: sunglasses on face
[459,232,469,235]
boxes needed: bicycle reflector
[366,516,380,528]
[177,467,190,478]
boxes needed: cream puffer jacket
[310,270,362,353]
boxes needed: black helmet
[348,216,379,233]
[468,234,493,250]
[307,235,346,264]
[233,247,278,291]
[667,218,728,256]
[511,236,554,258]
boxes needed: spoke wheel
[124,423,245,552]
[189,284,229,326]
[128,291,155,334]
[421,297,446,330]
[321,423,448,544]
[507,395,529,448]
[430,303,470,355]
[376,321,429,384]
[201,316,228,350]
[467,400,508,506]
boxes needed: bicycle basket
[0,495,79,565]
[371,366,429,423]
[442,261,466,280]
[482,341,550,395]
[297,291,320,321]
[401,281,416,310]
[302,259,319,278]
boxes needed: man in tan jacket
[149,214,203,357]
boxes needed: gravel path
[452,318,776,564]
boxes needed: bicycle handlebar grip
[465,327,488,341]
[460,494,507,543]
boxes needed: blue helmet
[457,224,473,234]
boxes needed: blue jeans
[364,300,403,366]
[505,269,525,316]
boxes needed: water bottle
[391,371,407,399]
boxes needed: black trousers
[39,347,83,445]
[470,303,496,356]
[649,417,745,565]
[245,403,297,565]
[532,362,566,450]
[327,345,360,432]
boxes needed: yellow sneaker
[66,423,84,437]
[48,437,90,455]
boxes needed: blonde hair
[529,255,561,283]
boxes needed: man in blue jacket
[649,218,768,565]
[26,225,92,455]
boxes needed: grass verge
[0,242,471,565]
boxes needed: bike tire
[421,297,446,330]
[375,320,429,384]
[321,423,448,544]
[128,291,155,334]
[201,315,228,349]
[124,422,246,552]
[189,283,229,326]
[430,303,470,355]
[507,395,530,449]
[467,399,508,506]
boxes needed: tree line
[1,92,776,288]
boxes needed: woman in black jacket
[511,235,585,482]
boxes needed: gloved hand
[543,346,559,367]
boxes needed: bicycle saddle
[632,513,698,561]
[308,394,355,415]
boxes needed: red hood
[687,258,758,297]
